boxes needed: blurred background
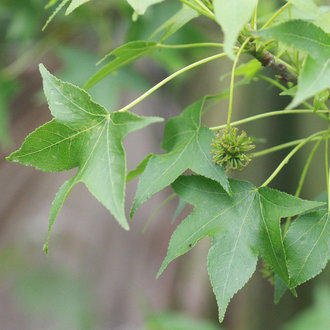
[0,0,329,329]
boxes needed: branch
[238,34,298,84]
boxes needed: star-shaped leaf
[157,175,323,322]
[285,208,329,288]
[130,98,231,218]
[7,65,162,252]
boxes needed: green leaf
[288,55,330,109]
[45,0,60,9]
[255,20,330,108]
[66,0,91,15]
[126,154,152,182]
[213,0,258,60]
[255,20,330,60]
[171,198,186,224]
[315,9,330,33]
[235,59,262,81]
[285,209,329,288]
[149,4,199,42]
[130,98,231,218]
[84,41,159,89]
[274,275,287,304]
[127,0,164,17]
[288,0,320,18]
[42,0,69,31]
[313,89,329,112]
[7,65,162,250]
[157,175,322,322]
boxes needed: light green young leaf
[130,98,231,218]
[84,41,159,89]
[213,0,258,60]
[7,65,162,251]
[42,0,69,31]
[149,4,199,42]
[288,0,320,18]
[315,9,330,33]
[255,20,330,108]
[45,0,60,8]
[126,154,152,182]
[285,209,329,288]
[127,0,164,17]
[66,0,91,15]
[157,175,322,322]
[288,55,330,109]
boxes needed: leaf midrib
[15,119,106,158]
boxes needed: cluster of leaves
[5,0,330,324]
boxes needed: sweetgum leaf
[7,65,162,251]
[255,20,330,108]
[255,20,330,60]
[274,275,287,304]
[127,0,164,17]
[288,55,330,109]
[157,175,322,322]
[288,0,320,18]
[66,0,91,15]
[84,41,159,89]
[130,98,230,218]
[126,154,153,182]
[285,209,329,288]
[149,4,199,42]
[214,0,258,60]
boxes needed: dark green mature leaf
[214,0,258,59]
[285,209,329,288]
[130,98,230,218]
[149,4,199,42]
[84,41,159,89]
[255,20,330,108]
[7,65,162,251]
[157,175,322,322]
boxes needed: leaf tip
[39,63,48,77]
[156,261,168,279]
[43,242,49,255]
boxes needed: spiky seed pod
[210,127,255,171]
